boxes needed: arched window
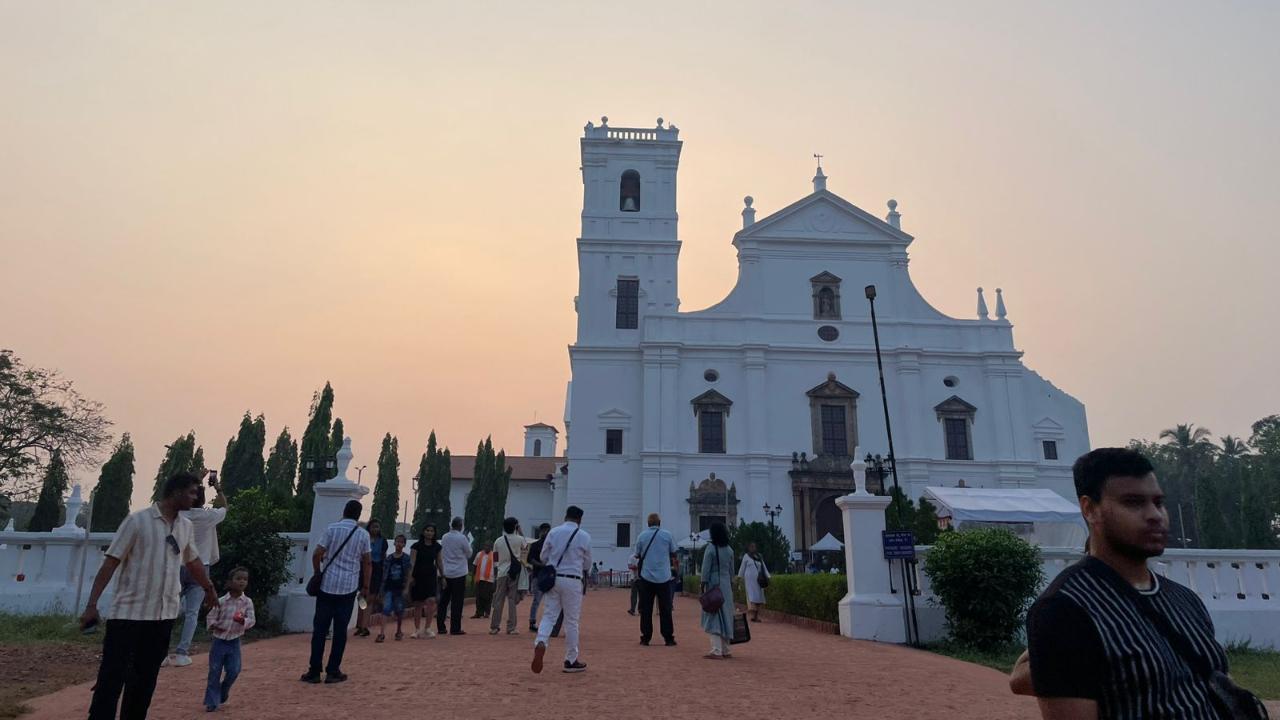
[619,170,641,212]
[533,438,542,457]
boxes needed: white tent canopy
[677,529,710,550]
[810,533,844,552]
[923,487,1086,548]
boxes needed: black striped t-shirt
[1027,555,1228,719]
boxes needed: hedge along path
[23,589,1035,719]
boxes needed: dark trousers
[629,582,639,612]
[88,618,174,720]
[436,576,466,633]
[203,637,241,709]
[474,580,494,617]
[309,590,356,674]
[637,578,675,642]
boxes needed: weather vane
[814,153,823,169]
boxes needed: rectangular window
[1042,440,1059,461]
[820,404,848,456]
[615,277,639,329]
[605,428,623,455]
[944,418,972,460]
[616,523,631,548]
[698,411,725,454]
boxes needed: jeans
[637,578,675,642]
[528,583,544,626]
[88,618,174,720]
[309,590,356,674]
[489,576,520,632]
[436,576,466,633]
[174,564,209,656]
[629,582,639,612]
[203,638,241,709]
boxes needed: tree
[264,427,298,504]
[370,433,400,534]
[27,449,70,532]
[329,418,345,458]
[91,434,135,532]
[729,521,791,573]
[1159,423,1215,546]
[211,488,294,613]
[412,431,452,537]
[219,412,267,498]
[294,382,336,529]
[151,432,204,502]
[464,437,511,553]
[0,350,111,499]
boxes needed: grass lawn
[0,611,281,719]
[927,640,1280,700]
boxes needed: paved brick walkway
[24,589,1036,719]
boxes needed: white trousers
[534,577,583,663]
[709,632,728,655]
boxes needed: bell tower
[575,116,682,345]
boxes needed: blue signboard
[882,530,916,560]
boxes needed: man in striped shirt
[1025,448,1230,719]
[80,471,218,720]
[301,499,371,685]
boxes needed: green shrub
[923,528,1043,650]
[755,574,846,623]
[683,575,701,595]
[211,489,293,611]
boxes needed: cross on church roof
[814,153,823,169]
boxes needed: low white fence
[909,546,1280,649]
[0,529,314,621]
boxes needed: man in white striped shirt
[1024,448,1246,719]
[80,471,218,720]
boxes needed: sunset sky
[3,2,1277,512]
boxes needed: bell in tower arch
[619,169,641,212]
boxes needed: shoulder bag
[1138,596,1268,719]
[635,528,661,581]
[503,534,522,581]
[535,527,579,593]
[306,523,360,597]
[755,557,770,589]
[699,546,725,613]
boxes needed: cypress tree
[294,382,335,527]
[151,432,203,502]
[330,418,345,460]
[264,426,298,504]
[92,434,135,532]
[370,433,400,534]
[219,412,267,497]
[464,437,510,553]
[412,431,452,537]
[28,449,70,532]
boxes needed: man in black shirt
[1025,447,1231,719]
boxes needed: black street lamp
[864,453,894,496]
[762,502,782,526]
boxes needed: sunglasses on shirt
[165,534,181,556]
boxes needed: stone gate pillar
[836,452,905,643]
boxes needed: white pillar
[281,436,370,633]
[836,455,906,643]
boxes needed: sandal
[375,634,385,643]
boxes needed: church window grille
[605,428,623,455]
[699,411,726,454]
[616,277,639,329]
[616,523,631,548]
[820,405,848,456]
[1042,440,1058,461]
[533,438,542,456]
[944,418,972,460]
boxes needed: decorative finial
[656,117,664,128]
[886,199,901,229]
[813,156,828,192]
[741,196,756,229]
[600,115,609,126]
[814,152,824,169]
[850,449,868,496]
[977,287,990,320]
[827,371,836,381]
[995,288,1007,320]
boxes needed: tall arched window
[533,438,542,456]
[619,170,641,212]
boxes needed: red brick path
[23,589,1036,719]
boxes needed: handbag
[1138,596,1268,719]
[503,535,522,581]
[755,557,770,589]
[699,545,725,613]
[729,611,752,645]
[306,523,360,597]
[535,527,579,593]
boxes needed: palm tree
[1219,435,1250,547]
[1159,423,1214,546]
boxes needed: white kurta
[738,554,768,605]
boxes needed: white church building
[556,118,1089,569]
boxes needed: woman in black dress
[408,524,442,638]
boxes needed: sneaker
[450,630,467,636]
[627,610,637,616]
[506,629,520,635]
[161,656,172,667]
[640,639,650,646]
[528,623,537,632]
[665,639,677,647]
[531,642,546,674]
[426,628,437,638]
[171,654,193,668]
[323,672,348,684]
[489,628,500,635]
[206,704,217,712]
[563,660,587,673]
[299,671,322,684]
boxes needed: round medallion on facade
[704,369,719,382]
[817,325,839,342]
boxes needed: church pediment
[806,373,860,400]
[690,389,733,410]
[934,395,978,416]
[735,190,913,245]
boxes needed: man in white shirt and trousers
[530,505,591,674]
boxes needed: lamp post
[762,502,782,527]
[354,465,367,485]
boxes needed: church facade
[557,118,1088,569]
